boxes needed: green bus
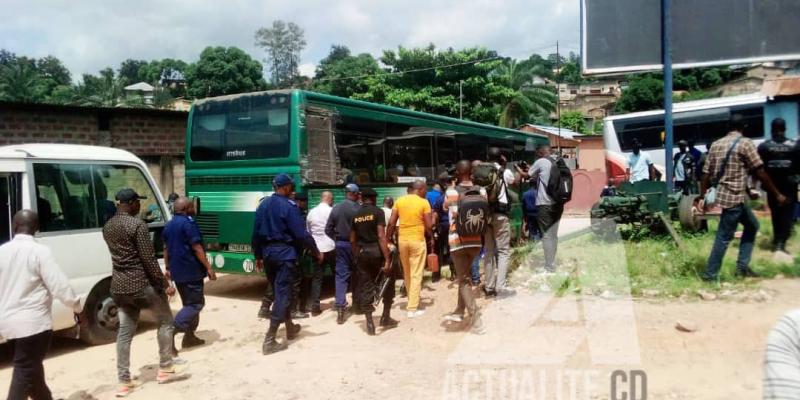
[185,90,549,275]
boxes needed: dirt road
[1,274,796,399]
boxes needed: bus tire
[80,278,119,345]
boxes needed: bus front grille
[195,214,220,238]
[189,175,273,187]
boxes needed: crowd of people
[0,143,573,398]
[250,144,569,353]
[12,115,800,397]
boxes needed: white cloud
[298,63,316,77]
[1,0,579,80]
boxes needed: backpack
[545,156,573,204]
[472,162,499,201]
[455,188,491,237]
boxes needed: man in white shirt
[0,210,83,400]
[627,139,655,183]
[305,191,336,315]
[482,147,516,297]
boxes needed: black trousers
[768,192,797,248]
[7,330,53,400]
[261,259,304,312]
[354,244,395,313]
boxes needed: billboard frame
[580,0,800,76]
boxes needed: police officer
[350,188,398,335]
[252,174,320,355]
[758,118,798,253]
[325,183,362,324]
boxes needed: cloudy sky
[2,0,581,80]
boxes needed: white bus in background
[603,93,767,184]
[0,144,169,345]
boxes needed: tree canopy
[255,20,306,88]
[185,46,267,98]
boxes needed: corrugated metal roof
[762,76,800,97]
[520,124,582,140]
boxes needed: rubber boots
[262,324,288,355]
[379,304,398,328]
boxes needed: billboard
[581,0,800,75]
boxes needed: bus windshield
[190,92,291,161]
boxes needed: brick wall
[0,102,189,193]
[0,103,188,156]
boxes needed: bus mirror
[192,196,201,216]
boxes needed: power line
[313,43,575,84]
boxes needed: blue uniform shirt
[162,214,207,283]
[252,193,317,261]
[426,189,442,209]
[522,188,538,218]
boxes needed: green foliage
[558,111,586,134]
[254,20,307,87]
[118,59,148,84]
[185,46,267,98]
[74,68,127,106]
[615,74,664,113]
[676,90,716,102]
[0,52,72,103]
[352,45,508,124]
[592,120,604,135]
[495,58,557,127]
[311,45,380,98]
[615,67,741,113]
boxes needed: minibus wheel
[80,279,119,345]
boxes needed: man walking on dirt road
[387,180,432,318]
[252,174,320,355]
[699,114,788,281]
[103,188,183,396]
[163,196,217,350]
[0,210,84,400]
[350,188,398,335]
[325,183,362,324]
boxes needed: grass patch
[509,217,799,298]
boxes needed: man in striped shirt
[764,309,800,399]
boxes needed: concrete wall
[576,136,606,172]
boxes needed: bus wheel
[80,279,119,345]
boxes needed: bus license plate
[228,243,252,253]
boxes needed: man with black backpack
[472,148,516,297]
[442,160,486,334]
[530,144,573,272]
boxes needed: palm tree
[73,68,128,107]
[493,59,556,128]
[0,60,46,102]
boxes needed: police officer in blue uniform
[252,174,320,355]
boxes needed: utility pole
[662,0,674,190]
[556,41,562,154]
[459,80,464,119]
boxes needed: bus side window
[334,115,386,184]
[436,134,456,175]
[455,135,487,162]
[385,122,435,182]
